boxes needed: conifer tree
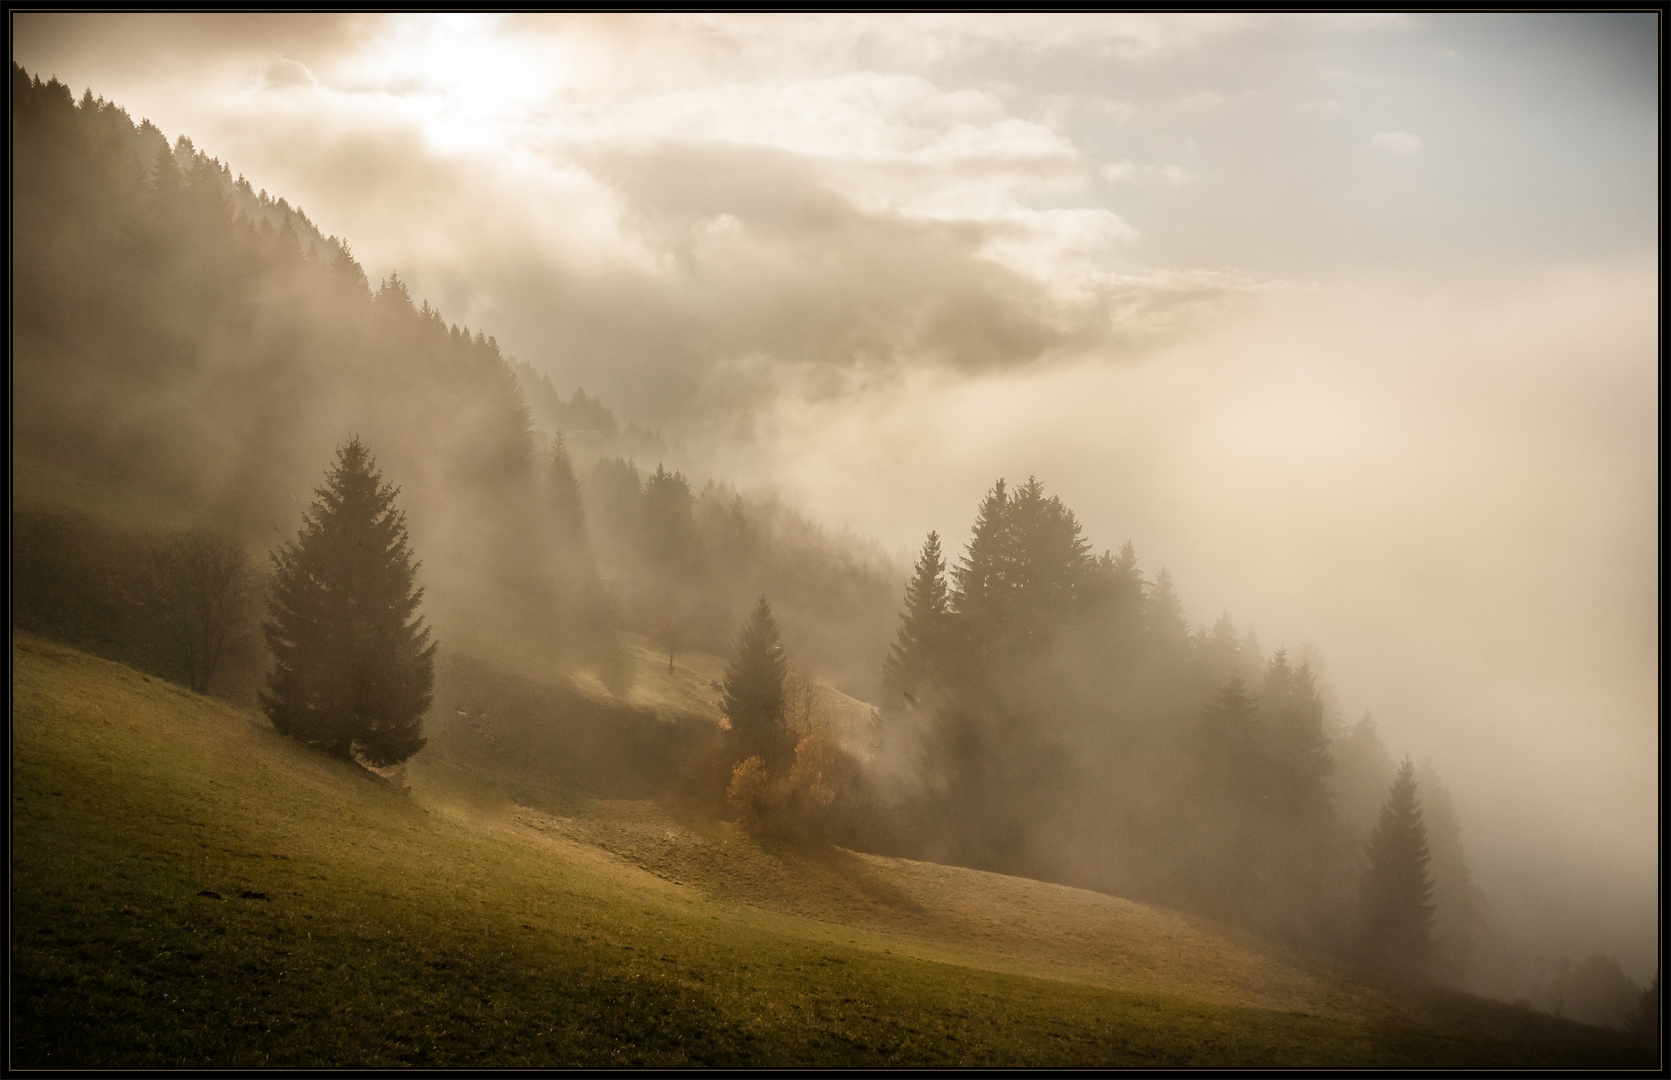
[1193,672,1266,803]
[1002,476,1092,653]
[261,439,436,765]
[1104,541,1145,620]
[1414,760,1484,984]
[1193,612,1244,694]
[881,531,950,708]
[951,478,1011,664]
[1361,757,1436,971]
[950,476,1093,667]
[1262,648,1333,820]
[722,596,790,767]
[1183,671,1273,921]
[549,433,587,553]
[641,463,697,569]
[1334,710,1396,840]
[1144,567,1193,668]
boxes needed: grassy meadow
[10,634,1650,1067]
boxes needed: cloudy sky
[13,13,1658,974]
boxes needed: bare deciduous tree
[148,528,254,693]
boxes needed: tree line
[864,476,1477,974]
[11,63,898,704]
[20,63,1642,1010]
[11,62,1468,975]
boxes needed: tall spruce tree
[641,463,697,569]
[1186,671,1269,919]
[1193,672,1267,806]
[261,439,436,765]
[949,476,1092,669]
[1144,567,1193,673]
[1361,757,1436,971]
[951,478,1011,670]
[722,596,790,767]
[1262,649,1333,820]
[1193,612,1244,696]
[1002,476,1092,654]
[881,531,949,708]
[1096,541,1145,630]
[1414,761,1483,984]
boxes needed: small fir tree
[1361,756,1436,971]
[722,596,790,767]
[261,438,436,765]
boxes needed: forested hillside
[860,477,1492,977]
[10,63,898,698]
[12,62,1648,1027]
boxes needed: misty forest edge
[9,61,1656,1053]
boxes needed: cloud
[660,13,1259,67]
[701,261,1656,977]
[1102,160,1200,187]
[9,15,1659,975]
[13,12,377,85]
[258,53,320,90]
[1370,129,1421,155]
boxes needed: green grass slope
[11,636,1648,1067]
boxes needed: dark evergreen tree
[1414,760,1485,984]
[950,478,1011,670]
[558,386,620,440]
[1361,757,1436,971]
[1002,476,1092,655]
[1088,541,1145,634]
[1193,672,1267,807]
[722,596,790,767]
[881,531,950,708]
[1176,672,1274,920]
[1143,567,1193,674]
[1262,649,1333,820]
[1625,971,1659,1043]
[1192,611,1244,696]
[261,439,436,765]
[1253,649,1342,937]
[949,476,1094,672]
[641,463,697,569]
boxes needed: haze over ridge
[12,13,1658,982]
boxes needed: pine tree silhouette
[881,531,949,708]
[722,596,790,767]
[1361,756,1436,971]
[261,439,435,765]
[549,433,588,554]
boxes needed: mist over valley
[9,14,1659,1067]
